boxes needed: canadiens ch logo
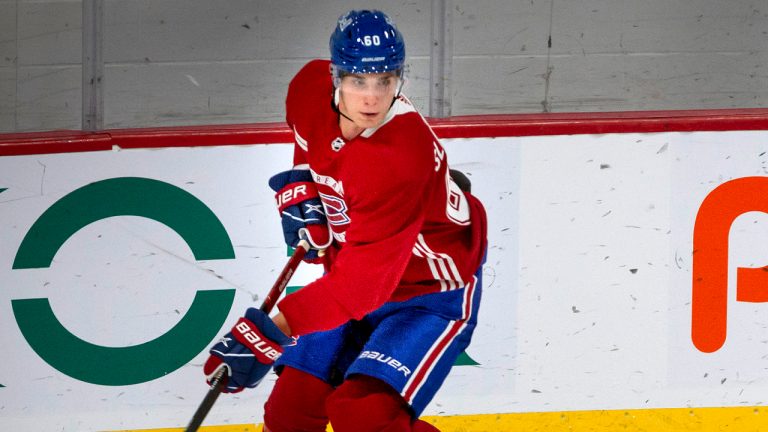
[331,137,346,152]
[318,192,350,226]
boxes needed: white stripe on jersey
[413,245,448,291]
[412,234,464,291]
[294,126,308,152]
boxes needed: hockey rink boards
[2,111,768,431]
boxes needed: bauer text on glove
[203,308,295,393]
[269,168,332,261]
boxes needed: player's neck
[339,114,364,140]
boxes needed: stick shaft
[260,239,309,313]
[185,369,225,432]
[184,239,310,432]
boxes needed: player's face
[338,72,399,129]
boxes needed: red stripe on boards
[3,109,768,156]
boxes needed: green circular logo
[12,177,236,385]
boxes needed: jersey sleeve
[290,126,309,167]
[277,127,436,335]
[285,60,330,167]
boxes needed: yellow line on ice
[112,405,768,432]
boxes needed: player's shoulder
[287,60,332,126]
[288,59,331,102]
[364,99,437,173]
[376,97,433,142]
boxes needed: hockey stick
[184,239,310,432]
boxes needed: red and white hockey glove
[203,308,295,393]
[268,168,332,262]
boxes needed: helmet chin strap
[333,87,356,123]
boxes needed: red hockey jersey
[277,59,487,336]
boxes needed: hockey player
[204,9,487,432]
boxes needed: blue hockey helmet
[330,10,406,76]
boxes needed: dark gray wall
[1,0,766,132]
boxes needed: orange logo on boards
[692,176,768,353]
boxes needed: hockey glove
[203,308,295,393]
[269,168,332,262]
